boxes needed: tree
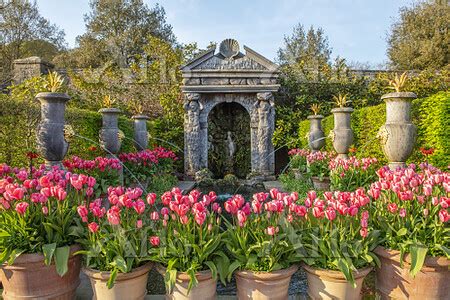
[0,0,66,81]
[57,0,176,68]
[387,1,449,70]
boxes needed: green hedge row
[297,92,450,169]
[0,98,181,167]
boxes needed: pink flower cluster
[119,147,177,165]
[63,156,122,172]
[0,163,46,181]
[306,151,334,164]
[329,157,378,172]
[0,168,96,216]
[288,148,310,157]
[369,165,449,223]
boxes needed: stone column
[378,92,417,169]
[307,115,325,152]
[131,114,149,151]
[257,92,275,176]
[331,107,354,159]
[99,108,121,156]
[183,92,202,176]
[36,92,70,168]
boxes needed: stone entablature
[13,56,54,84]
[181,39,279,178]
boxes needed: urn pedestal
[379,92,417,169]
[307,115,325,152]
[99,108,121,156]
[131,115,149,151]
[36,92,70,168]
[331,107,354,159]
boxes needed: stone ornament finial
[219,39,240,59]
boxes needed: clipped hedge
[297,92,450,169]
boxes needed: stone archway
[181,39,279,179]
[207,101,250,178]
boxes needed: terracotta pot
[303,263,372,300]
[156,265,217,300]
[235,265,298,300]
[83,262,152,300]
[0,244,81,300]
[374,246,449,299]
[311,176,330,191]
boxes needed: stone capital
[184,92,201,102]
[256,92,273,102]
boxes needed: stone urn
[99,108,121,156]
[331,107,354,159]
[307,115,325,152]
[131,114,149,151]
[378,92,417,169]
[35,92,70,168]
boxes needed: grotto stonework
[181,39,279,178]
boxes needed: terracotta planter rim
[131,114,150,120]
[374,246,449,268]
[331,107,354,113]
[307,115,324,119]
[302,263,372,280]
[83,261,152,281]
[381,92,417,100]
[155,263,214,281]
[98,107,121,114]
[2,244,81,266]
[235,264,298,281]
[35,92,70,102]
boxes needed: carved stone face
[257,92,273,102]
[185,93,200,102]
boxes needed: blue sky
[37,0,414,67]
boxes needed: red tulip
[133,200,146,215]
[149,236,160,247]
[146,193,157,206]
[312,206,324,219]
[88,222,99,233]
[325,207,336,221]
[107,207,121,225]
[77,205,88,222]
[15,202,29,215]
[150,211,159,220]
[387,203,398,214]
[360,228,368,238]
[439,209,449,222]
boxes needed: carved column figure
[184,92,202,176]
[256,92,274,175]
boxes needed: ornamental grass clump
[148,188,227,293]
[223,189,301,274]
[368,164,450,276]
[0,167,96,275]
[329,157,379,191]
[74,186,155,288]
[292,189,380,286]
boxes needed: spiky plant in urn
[99,95,122,156]
[36,71,70,168]
[307,104,325,152]
[330,93,353,159]
[377,72,417,169]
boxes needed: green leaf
[397,228,407,236]
[205,261,218,280]
[54,246,70,276]
[110,256,128,273]
[409,244,428,278]
[42,243,56,266]
[337,258,355,288]
[107,268,118,289]
[227,261,242,282]
[7,249,25,265]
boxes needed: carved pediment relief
[193,55,268,70]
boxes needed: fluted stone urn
[99,108,121,156]
[36,92,70,167]
[307,115,325,152]
[131,114,149,151]
[378,92,417,169]
[331,107,354,159]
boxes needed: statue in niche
[257,92,274,174]
[225,130,236,174]
[184,93,201,174]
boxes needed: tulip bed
[0,151,449,297]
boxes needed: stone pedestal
[307,115,325,152]
[331,107,354,159]
[378,92,417,169]
[36,92,70,168]
[131,115,149,151]
[99,108,121,156]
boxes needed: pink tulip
[360,228,368,238]
[312,206,324,219]
[294,205,307,217]
[252,200,262,214]
[195,211,206,226]
[15,202,29,215]
[42,206,48,215]
[150,236,160,247]
[180,215,189,225]
[133,200,146,215]
[325,207,336,221]
[146,193,157,206]
[107,207,121,225]
[423,208,429,217]
[399,208,406,218]
[77,205,89,222]
[88,222,99,233]
[439,209,449,223]
[266,226,278,236]
[136,219,143,229]
[387,203,398,214]
[237,210,247,227]
[150,211,159,220]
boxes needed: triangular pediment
[182,40,278,72]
